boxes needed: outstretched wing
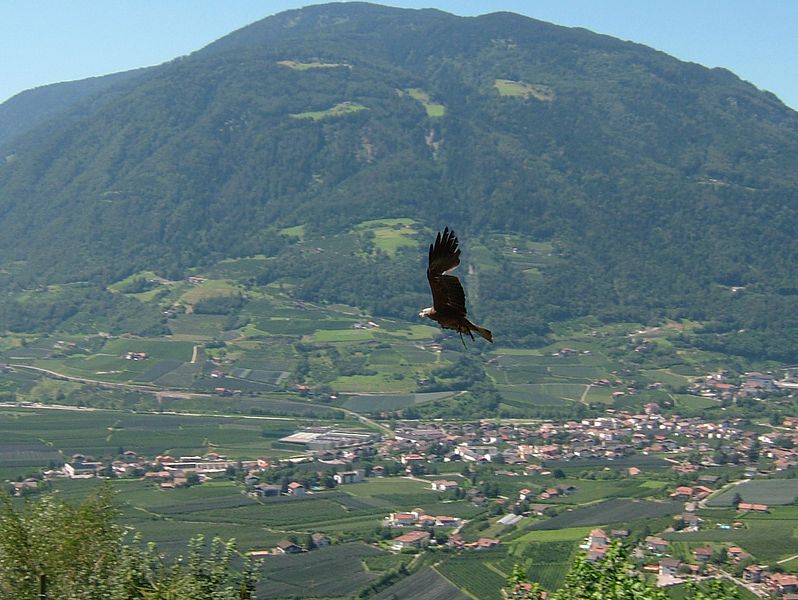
[427,228,467,317]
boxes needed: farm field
[375,567,468,600]
[662,517,798,563]
[706,479,798,506]
[529,499,682,530]
[513,476,668,505]
[666,582,758,600]
[257,543,383,598]
[506,540,576,591]
[0,406,308,465]
[340,391,454,412]
[511,526,594,545]
[437,550,508,600]
[41,474,479,556]
[0,263,723,425]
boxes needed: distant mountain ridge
[1,2,798,358]
[0,68,150,149]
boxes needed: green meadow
[400,88,446,117]
[290,101,367,120]
[494,79,555,101]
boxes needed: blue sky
[2,1,796,110]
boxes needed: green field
[662,517,798,563]
[532,477,664,505]
[375,567,468,600]
[511,526,593,545]
[277,60,350,70]
[401,88,446,117]
[290,101,368,120]
[0,407,302,465]
[258,543,382,598]
[341,391,454,412]
[437,551,508,600]
[507,540,577,591]
[179,279,240,304]
[706,479,798,506]
[34,474,477,566]
[354,218,421,255]
[494,79,555,101]
[667,582,757,600]
[530,499,682,530]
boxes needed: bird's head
[418,307,434,319]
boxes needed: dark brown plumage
[419,228,493,345]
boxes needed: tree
[505,542,745,599]
[0,486,259,599]
[503,563,545,599]
[551,542,669,600]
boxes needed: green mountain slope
[1,2,798,357]
[0,68,150,148]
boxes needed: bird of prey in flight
[419,227,493,346]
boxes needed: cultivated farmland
[530,499,682,530]
[706,479,798,507]
[257,543,383,598]
[375,567,468,600]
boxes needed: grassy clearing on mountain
[400,88,446,117]
[204,256,270,279]
[277,60,350,70]
[354,218,420,255]
[290,101,367,120]
[179,279,240,303]
[494,79,555,101]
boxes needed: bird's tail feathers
[472,324,493,343]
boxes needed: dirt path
[580,384,592,403]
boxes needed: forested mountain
[1,2,798,358]
[0,68,150,148]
